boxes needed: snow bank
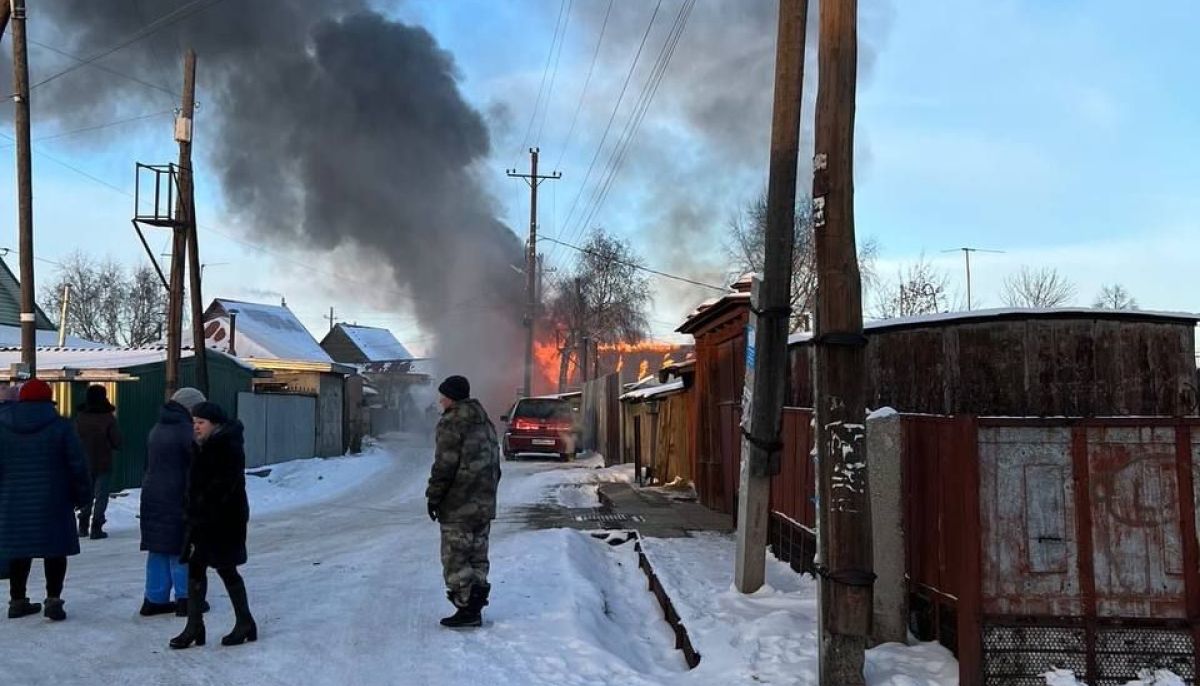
[640,532,958,685]
[103,441,396,532]
[501,454,634,508]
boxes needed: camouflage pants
[439,522,491,608]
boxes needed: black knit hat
[190,401,229,424]
[438,375,470,402]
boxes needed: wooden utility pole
[164,51,197,399]
[325,307,336,333]
[506,148,561,398]
[812,0,873,683]
[11,0,35,375]
[734,0,808,594]
[178,50,208,396]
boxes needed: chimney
[228,310,239,357]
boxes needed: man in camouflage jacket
[426,375,501,628]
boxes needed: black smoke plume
[21,1,526,410]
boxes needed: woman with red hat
[0,379,92,621]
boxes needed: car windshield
[512,399,571,420]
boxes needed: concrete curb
[629,531,702,669]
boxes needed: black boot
[440,586,486,629]
[169,577,206,649]
[77,514,89,538]
[88,520,107,542]
[140,599,176,617]
[43,598,66,622]
[221,575,257,646]
[7,598,41,619]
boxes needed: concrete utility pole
[734,0,808,594]
[57,284,70,347]
[506,148,561,398]
[11,0,35,375]
[811,1,874,683]
[165,51,198,399]
[180,51,208,396]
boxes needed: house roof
[0,257,55,330]
[0,325,107,349]
[205,299,332,362]
[787,307,1200,346]
[676,292,751,335]
[324,323,413,362]
[0,345,254,372]
[620,379,686,402]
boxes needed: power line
[554,0,612,172]
[556,0,663,251]
[516,0,568,157]
[13,108,173,144]
[547,0,614,266]
[539,235,724,292]
[19,0,231,98]
[569,0,695,247]
[4,135,526,328]
[535,0,574,148]
[27,38,179,99]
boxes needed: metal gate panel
[979,426,1083,618]
[1086,426,1186,619]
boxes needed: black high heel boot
[221,574,258,646]
[169,576,206,649]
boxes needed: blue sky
[1,0,1196,351]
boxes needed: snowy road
[2,434,967,686]
[0,435,689,686]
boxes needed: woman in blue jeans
[139,388,207,617]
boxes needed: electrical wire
[556,0,662,249]
[18,0,231,98]
[539,235,724,292]
[516,0,568,157]
[534,0,574,148]
[565,0,695,249]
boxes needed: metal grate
[983,625,1088,684]
[574,512,644,523]
[1094,627,1194,686]
[983,623,1197,686]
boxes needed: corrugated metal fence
[237,392,317,469]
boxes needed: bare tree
[872,254,950,319]
[545,229,652,388]
[42,252,169,347]
[1000,266,1077,308]
[1093,283,1138,310]
[726,192,878,332]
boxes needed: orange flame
[616,355,625,372]
[532,339,561,394]
[637,360,650,380]
[598,340,679,354]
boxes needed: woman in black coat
[139,387,205,617]
[170,401,257,650]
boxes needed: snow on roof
[620,379,685,402]
[207,299,331,362]
[338,324,413,362]
[0,346,252,371]
[787,307,1200,346]
[0,325,108,349]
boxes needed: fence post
[867,409,906,645]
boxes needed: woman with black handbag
[169,401,257,649]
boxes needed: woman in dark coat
[139,387,205,617]
[0,379,91,621]
[74,384,122,540]
[170,401,257,649]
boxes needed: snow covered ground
[4,431,1147,685]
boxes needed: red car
[501,397,577,461]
